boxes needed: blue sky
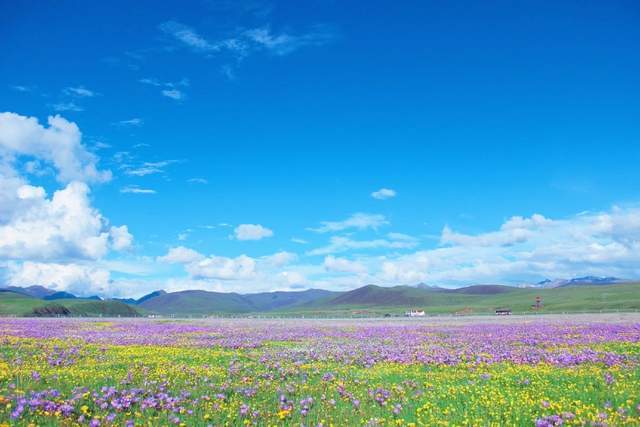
[1,0,640,296]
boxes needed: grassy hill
[2,283,640,317]
[0,291,47,315]
[138,290,252,315]
[284,283,640,315]
[137,288,339,315]
[0,291,142,317]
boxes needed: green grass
[0,291,47,315]
[276,283,640,316]
[1,332,639,426]
[0,292,142,317]
[2,284,640,317]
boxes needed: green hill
[138,290,252,315]
[137,288,339,315]
[0,291,142,317]
[288,283,640,315]
[2,283,640,317]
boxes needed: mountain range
[0,276,637,317]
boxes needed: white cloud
[159,21,218,51]
[123,160,179,176]
[159,21,335,58]
[64,86,96,97]
[188,177,208,184]
[120,186,156,194]
[161,89,185,100]
[371,188,396,200]
[291,237,308,244]
[10,85,32,92]
[114,118,143,127]
[309,213,389,233]
[262,251,297,267]
[0,112,133,298]
[158,246,205,264]
[324,255,367,274]
[277,270,308,286]
[0,181,130,261]
[0,112,111,183]
[139,77,189,88]
[51,102,84,112]
[243,25,336,55]
[234,223,273,240]
[375,209,640,286]
[308,235,418,256]
[440,213,551,247]
[387,232,418,242]
[109,225,133,251]
[187,254,256,280]
[7,261,111,296]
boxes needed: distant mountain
[413,282,445,290]
[2,285,56,298]
[243,289,338,311]
[136,290,166,305]
[113,297,137,305]
[137,288,339,315]
[557,276,625,287]
[324,285,437,307]
[44,291,77,300]
[445,284,516,295]
[534,276,626,288]
[2,279,638,317]
[138,290,252,314]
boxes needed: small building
[495,308,512,316]
[405,310,426,317]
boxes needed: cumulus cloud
[309,213,388,233]
[156,247,311,291]
[324,255,367,274]
[109,225,133,251]
[277,270,308,286]
[0,112,111,183]
[371,188,396,200]
[7,261,111,296]
[262,251,297,267]
[187,254,256,280]
[234,223,273,240]
[0,112,133,297]
[0,182,130,261]
[158,246,205,264]
[376,209,640,286]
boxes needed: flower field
[1,317,639,426]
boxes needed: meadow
[1,316,639,426]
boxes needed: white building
[405,310,426,317]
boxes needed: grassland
[1,283,640,318]
[1,317,639,425]
[0,291,142,317]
